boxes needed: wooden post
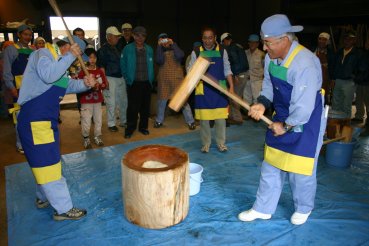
[122,145,189,229]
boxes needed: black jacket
[224,43,249,75]
[333,47,360,80]
[354,49,369,85]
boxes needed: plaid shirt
[134,47,148,82]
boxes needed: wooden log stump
[122,145,189,229]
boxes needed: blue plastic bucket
[325,140,357,168]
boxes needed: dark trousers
[126,81,151,134]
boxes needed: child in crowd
[78,48,108,148]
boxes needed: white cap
[318,32,330,40]
[121,23,132,29]
[106,26,121,36]
[220,32,231,42]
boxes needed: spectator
[117,23,134,52]
[354,38,369,128]
[97,26,128,132]
[78,48,108,148]
[331,30,360,119]
[245,34,265,106]
[34,37,46,50]
[2,24,34,153]
[121,26,154,139]
[187,27,234,153]
[221,32,249,125]
[154,33,195,130]
[313,32,335,105]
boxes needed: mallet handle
[48,0,89,76]
[201,75,273,125]
[323,136,345,145]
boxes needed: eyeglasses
[261,36,286,47]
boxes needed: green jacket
[120,43,154,86]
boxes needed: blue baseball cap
[260,14,303,38]
[63,35,86,51]
[248,34,260,42]
[17,24,32,33]
[63,35,88,61]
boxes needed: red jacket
[78,68,108,104]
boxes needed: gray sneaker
[53,207,87,221]
[35,198,50,209]
[93,136,104,146]
[83,137,92,149]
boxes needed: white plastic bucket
[189,163,203,196]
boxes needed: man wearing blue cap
[17,35,96,220]
[3,24,34,154]
[238,14,326,225]
[244,34,265,106]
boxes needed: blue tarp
[6,122,369,246]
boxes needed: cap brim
[290,25,303,33]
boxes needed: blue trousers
[36,176,73,214]
[253,106,327,214]
[15,111,22,149]
[156,99,194,124]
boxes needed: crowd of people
[0,14,368,222]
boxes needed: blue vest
[194,45,229,120]
[264,44,323,176]
[17,44,68,184]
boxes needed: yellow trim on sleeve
[32,161,62,184]
[264,144,314,176]
[31,121,55,145]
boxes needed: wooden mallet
[48,0,89,76]
[168,56,273,125]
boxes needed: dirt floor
[0,104,197,246]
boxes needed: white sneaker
[238,209,271,222]
[290,211,311,225]
[93,136,104,146]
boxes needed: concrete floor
[0,103,196,246]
